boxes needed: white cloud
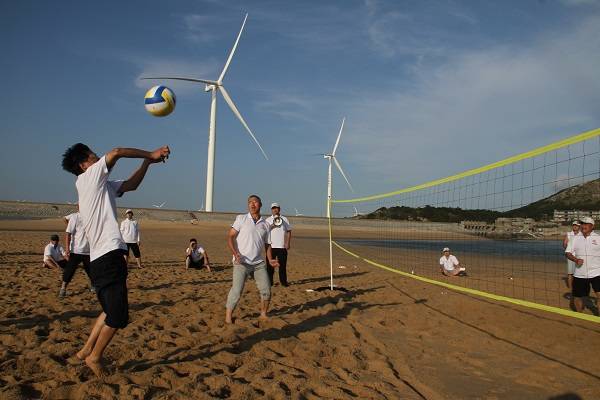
[340,14,600,196]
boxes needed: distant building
[552,210,600,223]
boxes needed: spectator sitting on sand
[185,238,211,271]
[43,234,67,270]
[439,247,467,277]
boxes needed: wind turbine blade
[219,86,269,160]
[140,77,219,86]
[218,13,248,83]
[333,157,354,192]
[331,117,345,156]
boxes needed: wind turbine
[323,117,354,291]
[141,13,268,212]
[294,208,303,217]
[152,202,166,208]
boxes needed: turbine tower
[142,13,267,212]
[324,117,354,291]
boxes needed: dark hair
[247,194,262,206]
[189,238,197,243]
[50,234,59,241]
[62,143,92,175]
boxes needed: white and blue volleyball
[144,85,176,117]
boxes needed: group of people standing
[54,142,294,376]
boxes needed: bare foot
[85,356,108,378]
[258,313,269,321]
[76,348,91,361]
[225,318,234,324]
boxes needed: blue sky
[2,0,600,216]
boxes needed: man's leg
[266,263,275,286]
[77,312,107,360]
[572,277,588,312]
[225,264,248,323]
[185,256,192,270]
[85,325,117,377]
[58,260,71,297]
[277,249,288,286]
[254,262,272,320]
[132,244,142,269]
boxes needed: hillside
[361,178,600,222]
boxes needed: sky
[2,0,600,216]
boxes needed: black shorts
[57,259,68,269]
[89,249,129,329]
[126,243,141,258]
[572,276,600,298]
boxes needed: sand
[1,215,600,399]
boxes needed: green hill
[361,178,600,222]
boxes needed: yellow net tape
[333,241,600,324]
[333,127,600,203]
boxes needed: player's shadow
[135,278,230,291]
[292,271,368,285]
[124,287,398,372]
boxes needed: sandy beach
[1,209,600,399]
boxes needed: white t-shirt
[120,219,140,243]
[231,213,270,265]
[76,156,127,262]
[565,231,600,279]
[65,212,90,255]
[186,246,205,262]
[44,243,66,262]
[440,255,459,271]
[64,212,77,222]
[266,215,291,249]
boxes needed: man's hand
[285,243,290,250]
[576,258,584,266]
[269,257,280,268]
[233,252,242,264]
[150,146,171,164]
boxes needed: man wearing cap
[120,209,142,269]
[225,195,280,324]
[563,220,581,289]
[565,216,600,313]
[439,247,466,277]
[43,234,68,270]
[265,202,292,287]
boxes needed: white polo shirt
[266,215,291,249]
[231,213,270,265]
[565,231,600,279]
[120,218,140,243]
[186,246,205,262]
[65,212,90,255]
[44,243,66,262]
[440,255,459,271]
[76,156,127,262]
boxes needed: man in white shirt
[439,247,467,277]
[120,209,142,269]
[266,202,292,287]
[43,234,67,270]
[565,216,600,313]
[185,238,211,271]
[225,195,280,324]
[563,221,581,289]
[62,142,170,376]
[60,211,93,297]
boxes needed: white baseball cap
[270,202,280,209]
[572,220,581,226]
[125,209,133,214]
[580,216,595,225]
[442,247,450,252]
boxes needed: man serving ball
[62,143,170,376]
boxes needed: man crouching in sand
[62,143,170,376]
[225,195,279,324]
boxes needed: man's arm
[105,146,170,170]
[266,244,280,267]
[565,252,584,265]
[203,250,210,266]
[563,235,569,250]
[119,160,151,193]
[65,233,72,258]
[227,228,241,263]
[285,230,292,250]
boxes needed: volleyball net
[330,128,600,323]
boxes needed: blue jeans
[226,261,271,310]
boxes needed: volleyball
[144,86,176,117]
